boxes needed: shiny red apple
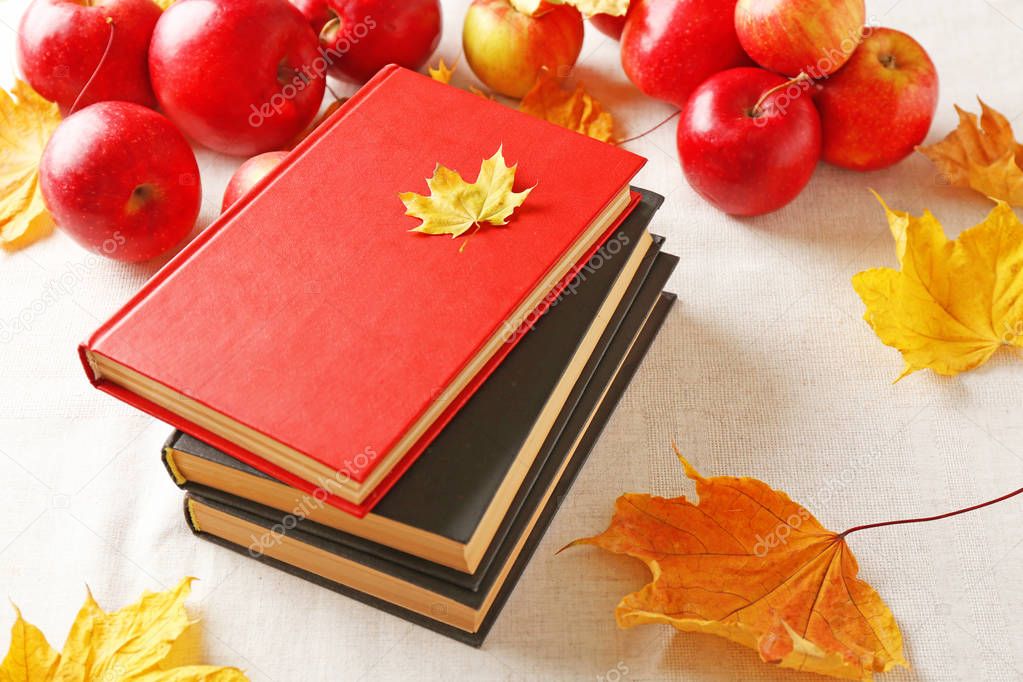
[464,0,584,98]
[149,0,325,156]
[222,151,288,212]
[817,27,938,171]
[735,0,865,78]
[316,0,441,83]
[677,68,821,216]
[39,102,201,262]
[17,0,161,112]
[621,0,749,109]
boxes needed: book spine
[80,63,404,365]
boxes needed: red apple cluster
[17,0,442,261]
[600,0,939,216]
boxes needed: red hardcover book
[80,65,645,517]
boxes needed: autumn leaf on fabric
[428,58,455,85]
[918,100,1023,205]
[570,450,906,681]
[0,81,61,251]
[519,69,616,143]
[399,147,533,240]
[0,577,248,682]
[852,195,1023,379]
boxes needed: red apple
[16,0,161,113]
[317,0,442,84]
[621,0,749,109]
[222,151,288,212]
[677,68,821,216]
[39,102,201,262]
[463,0,584,98]
[149,0,325,156]
[817,27,938,171]
[589,12,627,39]
[735,0,865,78]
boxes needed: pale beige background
[1,0,1021,680]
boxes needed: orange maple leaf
[518,69,616,143]
[918,100,1023,205]
[570,449,907,681]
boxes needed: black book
[164,189,666,585]
[185,279,676,646]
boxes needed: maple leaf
[399,146,533,240]
[918,100,1023,205]
[428,58,455,85]
[0,578,249,681]
[0,81,61,251]
[570,450,906,681]
[519,69,616,143]
[852,195,1023,379]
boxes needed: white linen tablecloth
[2,1,1021,679]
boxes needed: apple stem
[68,17,115,115]
[616,110,681,146]
[750,72,810,119]
[839,485,1023,539]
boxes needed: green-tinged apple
[817,27,938,171]
[39,102,201,262]
[621,0,750,109]
[222,151,289,212]
[463,0,584,98]
[735,0,865,78]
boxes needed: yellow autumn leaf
[852,196,1023,379]
[0,81,60,251]
[399,146,533,239]
[519,69,616,143]
[428,58,455,85]
[918,100,1023,205]
[0,607,59,682]
[1,578,248,682]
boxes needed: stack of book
[80,66,677,644]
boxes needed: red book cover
[80,65,645,517]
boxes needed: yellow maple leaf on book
[852,194,1023,378]
[0,578,248,681]
[399,147,533,242]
